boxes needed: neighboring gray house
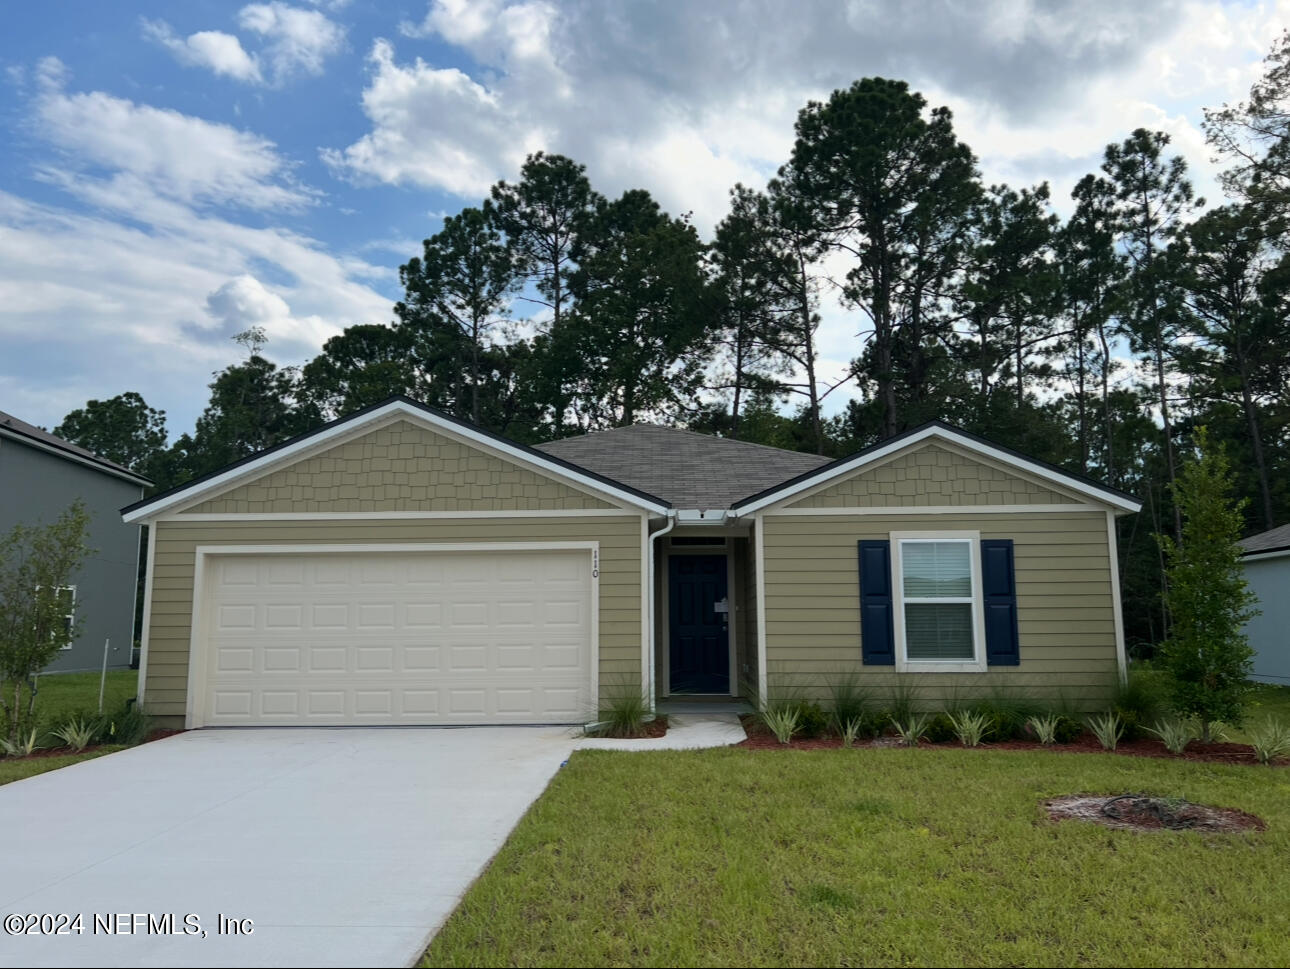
[1240,523,1290,685]
[0,410,149,673]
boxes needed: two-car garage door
[193,548,593,726]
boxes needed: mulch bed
[638,717,669,739]
[1046,794,1266,833]
[737,715,1283,765]
[8,727,185,761]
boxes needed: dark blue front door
[668,554,729,694]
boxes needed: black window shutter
[858,540,895,665]
[981,539,1020,666]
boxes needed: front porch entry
[667,553,730,693]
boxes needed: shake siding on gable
[180,421,614,514]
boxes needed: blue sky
[0,0,1285,438]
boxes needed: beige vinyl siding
[143,516,642,726]
[761,511,1118,706]
[787,442,1082,508]
[181,420,615,514]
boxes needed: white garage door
[195,548,593,726]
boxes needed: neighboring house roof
[1240,523,1290,557]
[731,419,1143,514]
[121,396,671,522]
[0,409,151,486]
[536,424,832,510]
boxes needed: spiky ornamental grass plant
[890,713,930,747]
[1088,712,1124,751]
[1248,719,1290,765]
[1027,714,1060,745]
[761,703,801,745]
[949,710,991,747]
[1157,428,1258,742]
[1147,718,1195,755]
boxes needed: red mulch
[1046,794,1266,833]
[736,715,1283,765]
[9,727,186,761]
[639,717,669,739]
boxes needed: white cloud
[32,60,314,212]
[238,2,346,82]
[144,3,344,87]
[142,20,263,83]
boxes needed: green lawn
[30,669,136,724]
[0,748,123,787]
[1229,684,1290,743]
[425,747,1290,967]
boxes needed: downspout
[645,510,678,715]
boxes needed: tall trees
[396,205,514,426]
[54,392,167,474]
[563,190,713,428]
[298,324,421,420]
[1103,129,1199,535]
[1177,204,1290,530]
[785,77,980,439]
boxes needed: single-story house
[1,409,149,673]
[121,397,1140,729]
[1239,523,1290,685]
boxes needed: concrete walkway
[0,715,745,968]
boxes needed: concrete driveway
[0,727,576,968]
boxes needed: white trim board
[183,541,601,729]
[754,513,768,704]
[733,425,1141,515]
[170,509,637,521]
[764,503,1104,517]
[1106,511,1129,686]
[135,524,157,705]
[124,400,669,523]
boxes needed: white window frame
[891,531,987,673]
[39,584,77,650]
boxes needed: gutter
[644,510,678,715]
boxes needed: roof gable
[123,398,669,522]
[0,410,150,486]
[733,421,1142,515]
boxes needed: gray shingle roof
[535,424,831,509]
[1239,523,1290,556]
[0,409,149,483]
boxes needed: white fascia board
[674,509,731,525]
[734,426,1142,516]
[123,401,668,523]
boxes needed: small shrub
[762,704,801,745]
[1112,667,1170,740]
[889,712,929,747]
[1146,718,1194,755]
[1088,712,1124,751]
[922,712,956,743]
[886,677,920,724]
[795,701,830,739]
[949,710,990,747]
[0,728,41,758]
[1249,719,1290,765]
[828,673,873,733]
[51,717,96,752]
[972,690,1041,741]
[1052,715,1084,744]
[840,718,863,749]
[592,689,649,738]
[1027,714,1060,745]
[94,702,152,747]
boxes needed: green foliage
[839,718,863,749]
[1248,719,1290,765]
[1157,429,1258,738]
[591,688,650,739]
[969,692,1041,741]
[1052,716,1085,744]
[889,713,930,747]
[884,677,921,725]
[54,392,167,476]
[0,728,41,758]
[1147,718,1195,755]
[794,701,829,739]
[1088,712,1125,751]
[949,710,991,747]
[1111,668,1171,740]
[50,716,96,752]
[921,713,956,743]
[95,702,152,747]
[1026,714,1060,746]
[0,502,93,743]
[827,674,877,735]
[761,703,801,745]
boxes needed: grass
[1229,684,1290,744]
[29,670,135,725]
[0,748,122,787]
[424,747,1290,967]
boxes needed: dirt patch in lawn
[736,715,1283,764]
[1046,794,1266,833]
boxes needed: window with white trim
[893,535,985,671]
[52,586,76,649]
